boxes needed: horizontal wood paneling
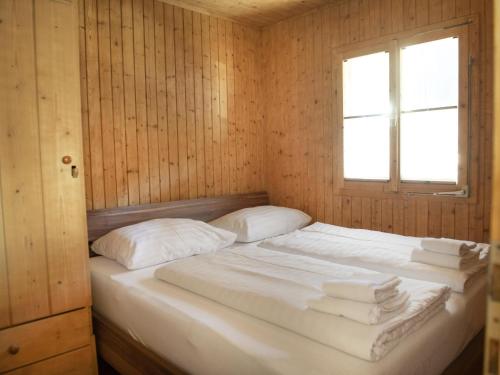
[262,0,493,242]
[158,0,331,28]
[80,0,264,210]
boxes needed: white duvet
[259,222,489,292]
[154,246,450,361]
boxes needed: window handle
[406,186,469,197]
[432,186,469,197]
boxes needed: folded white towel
[421,237,476,256]
[322,276,401,303]
[308,291,410,325]
[411,248,479,270]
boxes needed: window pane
[343,116,390,180]
[401,37,458,111]
[343,52,390,117]
[400,109,458,183]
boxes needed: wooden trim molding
[87,191,269,241]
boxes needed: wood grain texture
[35,0,91,315]
[80,0,264,210]
[0,308,91,373]
[6,345,97,375]
[157,0,331,28]
[0,0,50,325]
[262,0,492,242]
[0,0,95,344]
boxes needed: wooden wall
[262,0,493,242]
[79,0,263,210]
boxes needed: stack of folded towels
[411,238,479,270]
[307,274,409,325]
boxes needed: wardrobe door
[35,0,91,314]
[0,0,51,325]
[0,0,90,326]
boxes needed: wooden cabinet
[0,308,93,373]
[5,345,97,375]
[0,0,96,372]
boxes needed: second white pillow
[210,205,311,242]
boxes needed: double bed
[87,192,486,375]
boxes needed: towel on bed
[421,238,477,256]
[411,248,480,270]
[154,246,451,361]
[308,291,410,325]
[320,276,401,303]
[259,223,489,292]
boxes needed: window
[400,37,459,183]
[340,26,470,194]
[343,52,391,180]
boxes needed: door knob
[62,155,72,164]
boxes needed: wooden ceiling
[160,0,332,28]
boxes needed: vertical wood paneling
[404,200,416,236]
[97,0,117,208]
[35,0,91,314]
[85,0,105,209]
[1,0,95,332]
[351,197,362,228]
[209,17,222,196]
[174,7,188,200]
[133,0,150,204]
[263,0,491,242]
[144,0,160,203]
[79,0,93,210]
[110,0,128,207]
[193,13,206,197]
[0,181,9,328]
[81,1,262,209]
[323,6,334,223]
[218,19,230,196]
[381,199,393,232]
[165,4,180,200]
[154,0,170,202]
[122,0,140,206]
[0,0,50,324]
[184,10,198,199]
[226,21,237,195]
[201,14,214,196]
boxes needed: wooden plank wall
[262,0,493,242]
[79,0,263,210]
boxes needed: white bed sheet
[90,252,486,375]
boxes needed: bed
[87,192,486,375]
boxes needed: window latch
[432,185,469,197]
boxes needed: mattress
[90,251,486,375]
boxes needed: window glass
[344,117,391,180]
[400,37,459,111]
[400,37,459,183]
[343,51,391,117]
[343,51,391,180]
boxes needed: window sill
[338,182,473,202]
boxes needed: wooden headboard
[87,191,269,242]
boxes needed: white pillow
[91,218,237,269]
[209,205,311,242]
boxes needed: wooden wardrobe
[0,0,97,373]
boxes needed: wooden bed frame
[87,191,484,375]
